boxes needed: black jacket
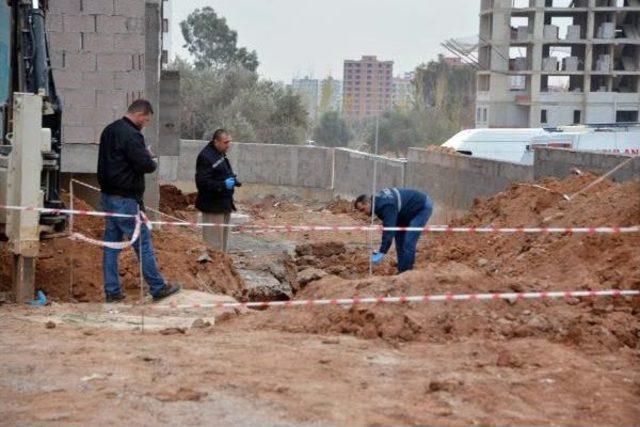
[195,144,236,213]
[97,117,156,202]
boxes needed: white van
[442,124,640,165]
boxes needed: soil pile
[246,262,639,349]
[0,195,244,302]
[428,174,640,291]
[159,184,191,213]
[326,198,352,215]
[246,174,640,348]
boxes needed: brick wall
[47,0,146,147]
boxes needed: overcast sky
[170,0,479,83]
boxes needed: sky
[170,0,480,83]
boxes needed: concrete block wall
[173,141,638,224]
[333,148,406,199]
[177,141,334,189]
[48,0,147,172]
[405,149,534,224]
[534,149,640,182]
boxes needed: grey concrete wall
[177,141,334,189]
[158,70,180,156]
[333,148,406,199]
[177,140,205,182]
[406,149,534,223]
[534,148,640,182]
[233,143,334,189]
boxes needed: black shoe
[105,293,126,303]
[152,283,182,302]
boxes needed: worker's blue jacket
[374,188,431,254]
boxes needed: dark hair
[127,99,154,115]
[354,194,370,209]
[211,128,229,142]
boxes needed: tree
[413,55,476,141]
[169,58,309,144]
[318,76,338,116]
[313,112,352,147]
[367,110,422,156]
[180,7,259,71]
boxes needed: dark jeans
[395,199,433,273]
[101,193,166,297]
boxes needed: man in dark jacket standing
[98,99,180,302]
[195,129,239,252]
[354,188,433,274]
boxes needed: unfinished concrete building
[476,0,640,128]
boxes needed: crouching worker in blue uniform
[354,188,433,274]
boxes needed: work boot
[105,293,126,303]
[152,283,182,302]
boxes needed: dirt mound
[159,184,190,213]
[244,262,639,348]
[428,175,640,291]
[240,174,640,349]
[326,198,352,215]
[0,195,244,303]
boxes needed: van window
[616,110,638,123]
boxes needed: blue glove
[27,291,47,307]
[371,252,385,265]
[224,177,236,190]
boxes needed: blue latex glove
[371,252,385,265]
[224,177,236,190]
[27,291,47,307]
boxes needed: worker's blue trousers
[395,199,433,273]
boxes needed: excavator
[1,0,67,302]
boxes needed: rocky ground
[0,175,638,426]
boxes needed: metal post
[7,93,43,302]
[368,116,380,277]
[138,206,145,333]
[68,178,75,299]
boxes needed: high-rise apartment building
[343,56,394,120]
[476,0,640,128]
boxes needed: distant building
[343,55,394,120]
[161,0,172,63]
[442,56,464,67]
[477,0,640,128]
[393,72,415,111]
[319,77,342,114]
[291,77,320,122]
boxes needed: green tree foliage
[169,58,308,144]
[359,56,476,156]
[313,111,353,147]
[366,110,422,156]
[180,7,259,71]
[413,55,476,143]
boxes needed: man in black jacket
[195,129,239,252]
[98,99,180,303]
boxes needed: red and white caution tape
[70,179,188,224]
[3,198,639,235]
[155,289,640,311]
[159,221,640,235]
[69,215,142,249]
[0,204,133,219]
